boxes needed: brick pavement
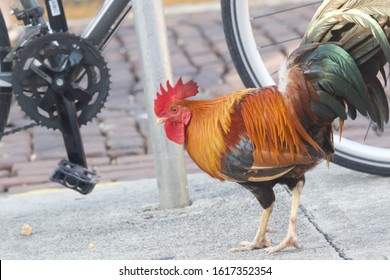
[4,1,381,194]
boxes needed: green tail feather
[295,43,385,125]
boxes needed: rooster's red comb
[154,78,199,116]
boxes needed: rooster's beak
[155,117,167,126]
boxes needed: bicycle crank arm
[49,89,99,194]
[55,92,87,167]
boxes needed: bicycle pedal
[50,159,99,195]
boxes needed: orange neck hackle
[181,90,249,179]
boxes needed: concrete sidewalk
[1,162,389,260]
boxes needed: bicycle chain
[0,122,38,138]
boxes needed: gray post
[132,0,190,209]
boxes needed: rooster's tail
[281,0,390,132]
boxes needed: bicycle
[0,0,131,194]
[0,1,389,197]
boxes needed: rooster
[154,0,390,254]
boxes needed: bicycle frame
[0,0,132,88]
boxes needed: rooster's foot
[264,233,300,254]
[229,239,272,253]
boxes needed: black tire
[221,0,275,89]
[221,0,256,88]
[220,0,390,176]
[0,10,12,140]
[333,154,390,177]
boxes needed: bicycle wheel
[0,10,12,140]
[221,0,390,176]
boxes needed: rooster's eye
[170,106,178,113]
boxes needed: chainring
[12,33,110,130]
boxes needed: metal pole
[132,0,190,209]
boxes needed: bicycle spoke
[260,37,302,49]
[251,1,323,20]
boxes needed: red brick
[0,155,29,171]
[115,154,154,165]
[0,170,10,178]
[87,157,111,167]
[0,175,50,191]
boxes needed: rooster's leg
[264,180,303,254]
[229,202,274,252]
